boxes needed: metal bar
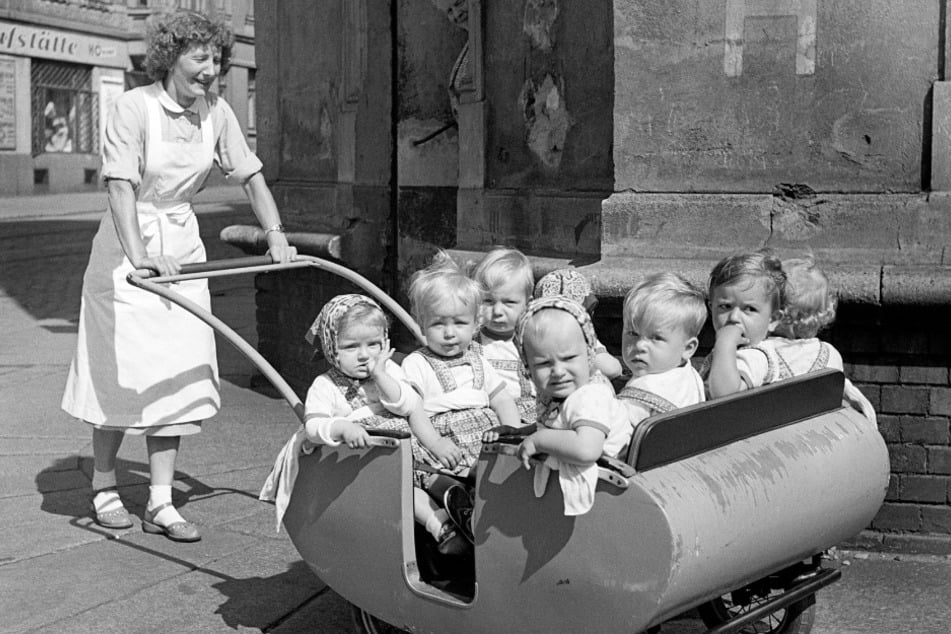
[139,255,425,346]
[127,272,306,424]
[706,568,841,634]
[127,255,427,424]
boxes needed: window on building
[32,60,98,155]
[247,69,255,132]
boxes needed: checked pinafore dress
[404,348,500,486]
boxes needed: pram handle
[127,255,426,424]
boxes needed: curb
[842,530,951,556]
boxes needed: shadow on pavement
[35,455,224,518]
[57,505,323,631]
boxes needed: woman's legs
[145,435,189,527]
[90,428,132,527]
[145,434,179,486]
[91,427,124,491]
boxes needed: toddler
[705,249,787,397]
[705,251,875,423]
[513,296,630,516]
[533,268,624,380]
[619,273,707,429]
[259,294,424,533]
[401,251,522,545]
[471,247,537,422]
[774,256,876,422]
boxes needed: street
[1,189,950,633]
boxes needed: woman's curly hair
[144,10,234,82]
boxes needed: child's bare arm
[368,349,402,403]
[516,425,606,470]
[708,324,748,398]
[305,415,370,448]
[594,351,624,379]
[407,403,463,469]
[488,389,521,428]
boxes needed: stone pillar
[252,0,393,389]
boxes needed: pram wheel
[697,590,815,634]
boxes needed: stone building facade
[252,0,951,551]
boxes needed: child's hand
[340,423,371,449]
[482,424,521,443]
[367,347,395,381]
[516,437,539,470]
[431,438,464,470]
[715,323,749,349]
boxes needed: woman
[61,9,296,542]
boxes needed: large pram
[131,256,888,634]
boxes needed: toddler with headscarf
[534,268,624,380]
[512,296,631,516]
[259,294,424,531]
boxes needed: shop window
[31,60,98,156]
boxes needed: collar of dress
[154,82,202,116]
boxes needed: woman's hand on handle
[266,243,297,263]
[265,227,297,263]
[137,254,182,277]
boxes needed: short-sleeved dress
[531,379,629,516]
[617,363,705,430]
[400,347,505,484]
[472,331,536,422]
[61,82,262,435]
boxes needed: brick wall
[832,305,951,545]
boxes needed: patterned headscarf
[533,268,599,312]
[305,294,387,371]
[515,296,599,369]
[515,296,602,424]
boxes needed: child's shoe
[436,522,471,557]
[444,484,474,544]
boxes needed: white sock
[425,508,451,539]
[148,485,185,526]
[92,489,124,514]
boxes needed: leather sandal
[142,502,201,542]
[91,488,133,530]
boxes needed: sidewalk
[1,195,951,633]
[0,200,354,633]
[0,184,247,221]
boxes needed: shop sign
[0,21,129,69]
[0,56,14,150]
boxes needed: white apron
[62,87,220,434]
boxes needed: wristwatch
[264,223,285,235]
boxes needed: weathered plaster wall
[486,0,613,190]
[450,0,614,258]
[252,0,394,385]
[613,0,937,193]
